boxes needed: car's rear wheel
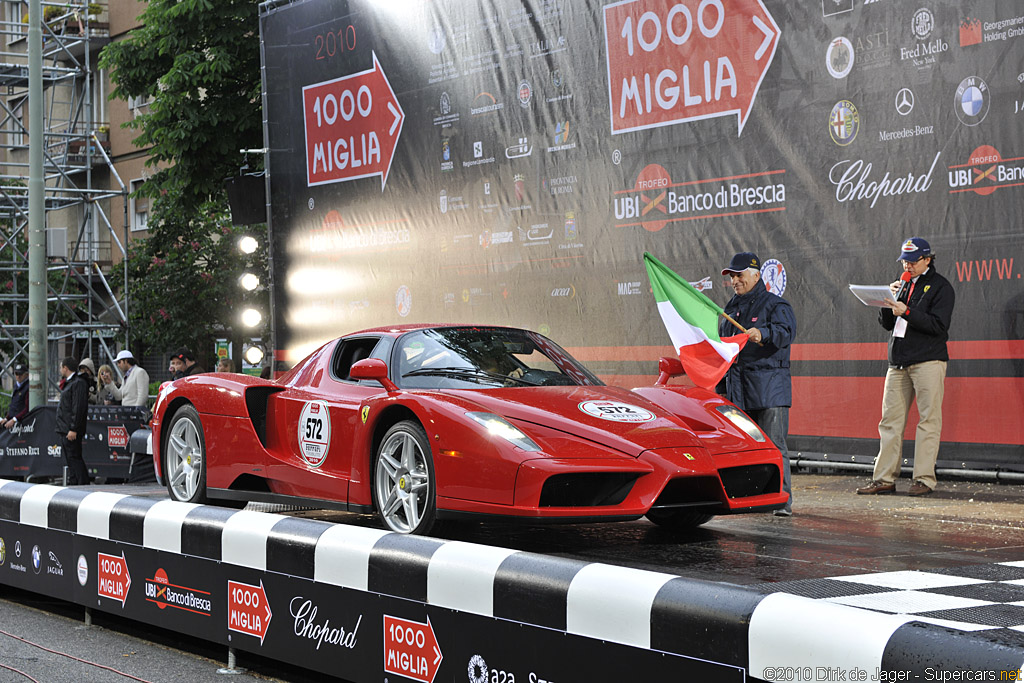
[373,420,436,535]
[645,509,714,530]
[163,405,208,504]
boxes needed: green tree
[99,0,266,365]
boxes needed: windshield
[394,327,603,390]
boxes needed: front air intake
[719,464,780,498]
[538,473,638,507]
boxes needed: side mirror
[349,358,398,392]
[655,356,684,386]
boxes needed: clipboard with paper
[848,284,898,307]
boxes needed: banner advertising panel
[261,0,1024,467]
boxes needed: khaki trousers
[873,360,947,489]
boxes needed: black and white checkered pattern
[1,478,1022,678]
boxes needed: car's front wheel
[163,404,208,504]
[645,509,714,530]
[373,420,436,535]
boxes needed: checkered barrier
[0,478,1020,682]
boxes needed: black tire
[372,420,437,535]
[162,405,208,504]
[645,509,714,530]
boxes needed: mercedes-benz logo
[895,88,915,116]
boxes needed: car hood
[442,385,703,457]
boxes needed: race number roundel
[578,400,655,423]
[297,401,331,468]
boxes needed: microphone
[896,270,913,301]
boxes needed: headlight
[715,406,766,442]
[466,412,542,451]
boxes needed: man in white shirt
[107,350,151,408]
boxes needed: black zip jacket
[55,371,89,434]
[879,266,955,368]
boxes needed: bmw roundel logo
[31,544,41,574]
[761,259,788,297]
[955,76,989,127]
[829,100,860,146]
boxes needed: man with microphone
[857,238,955,497]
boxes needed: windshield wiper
[402,366,539,386]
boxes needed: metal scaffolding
[0,2,128,394]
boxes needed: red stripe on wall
[790,376,1024,445]
[571,340,1024,363]
[598,374,1024,447]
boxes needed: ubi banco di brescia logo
[948,145,1024,196]
[145,568,212,615]
[614,164,786,232]
[829,152,941,208]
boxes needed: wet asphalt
[0,469,1022,681]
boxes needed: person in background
[718,252,797,517]
[55,357,90,485]
[857,237,955,497]
[95,364,121,405]
[2,363,29,429]
[170,347,204,380]
[109,350,151,408]
[79,358,99,405]
[216,358,235,373]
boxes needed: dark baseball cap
[898,237,932,261]
[721,252,761,275]
[172,347,194,362]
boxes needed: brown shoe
[856,480,896,495]
[908,481,933,496]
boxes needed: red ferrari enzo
[152,325,787,534]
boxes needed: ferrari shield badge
[578,400,655,423]
[360,405,369,424]
[297,400,331,468]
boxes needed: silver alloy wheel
[166,413,204,501]
[374,428,430,533]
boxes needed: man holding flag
[719,252,797,516]
[644,251,797,516]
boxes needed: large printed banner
[261,0,1024,466]
[0,406,149,480]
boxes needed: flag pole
[720,311,747,334]
[719,311,764,346]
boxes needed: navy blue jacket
[718,285,797,411]
[6,379,28,422]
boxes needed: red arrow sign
[303,51,405,190]
[97,552,131,607]
[228,580,273,645]
[604,0,780,136]
[383,615,443,683]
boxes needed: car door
[266,336,387,503]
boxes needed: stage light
[238,236,258,254]
[239,272,260,291]
[244,345,264,365]
[241,308,262,327]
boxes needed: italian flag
[644,252,748,389]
